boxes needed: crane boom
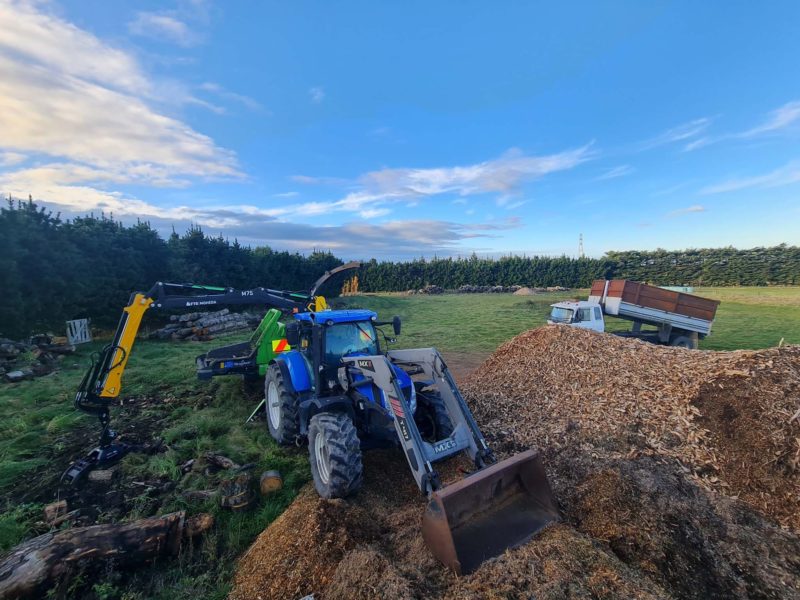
[63,262,361,484]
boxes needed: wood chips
[462,325,800,529]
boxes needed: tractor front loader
[267,309,559,574]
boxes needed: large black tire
[308,412,363,499]
[670,334,697,349]
[414,391,454,442]
[265,364,299,445]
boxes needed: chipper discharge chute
[343,348,560,574]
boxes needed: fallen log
[0,511,213,600]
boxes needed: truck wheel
[308,412,363,499]
[670,335,697,349]
[265,364,299,445]
[415,391,454,442]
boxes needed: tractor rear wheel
[265,364,299,445]
[308,412,363,499]
[415,391,454,442]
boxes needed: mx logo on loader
[357,359,374,370]
[433,439,457,454]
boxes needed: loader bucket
[422,449,559,574]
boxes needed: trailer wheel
[670,335,697,349]
[308,412,363,499]
[415,391,454,442]
[265,364,299,445]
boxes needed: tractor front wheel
[265,364,299,445]
[308,412,363,499]
[415,391,454,442]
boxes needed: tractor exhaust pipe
[421,449,559,575]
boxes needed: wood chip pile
[461,325,800,529]
[148,309,263,341]
[229,326,800,600]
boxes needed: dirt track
[230,326,800,600]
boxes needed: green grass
[0,331,309,599]
[339,287,800,352]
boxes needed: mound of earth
[230,326,800,600]
[512,286,537,295]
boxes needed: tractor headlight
[408,383,417,415]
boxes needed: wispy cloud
[0,152,26,167]
[701,161,800,194]
[128,11,200,47]
[281,146,591,221]
[358,146,591,197]
[739,101,800,138]
[642,118,711,150]
[597,164,634,180]
[199,82,263,112]
[0,1,240,210]
[684,100,800,151]
[309,86,325,104]
[359,207,391,219]
[668,205,706,217]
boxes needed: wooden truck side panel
[590,280,720,322]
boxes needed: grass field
[0,332,308,599]
[338,287,800,352]
[0,286,797,598]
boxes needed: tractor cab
[280,310,415,420]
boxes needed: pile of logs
[149,309,263,342]
[405,284,572,295]
[0,335,75,383]
[457,284,523,293]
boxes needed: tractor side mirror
[285,322,300,347]
[392,316,401,336]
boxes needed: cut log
[0,511,213,599]
[204,452,240,470]
[259,470,283,495]
[43,501,67,526]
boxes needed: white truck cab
[547,300,605,332]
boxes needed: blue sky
[1,1,799,259]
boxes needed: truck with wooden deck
[548,279,720,349]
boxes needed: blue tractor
[263,308,560,575]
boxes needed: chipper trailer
[548,279,720,349]
[263,308,559,574]
[63,262,360,485]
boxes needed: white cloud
[128,12,200,47]
[0,0,241,213]
[700,161,800,195]
[597,164,634,180]
[273,191,299,198]
[668,205,707,217]
[309,86,325,103]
